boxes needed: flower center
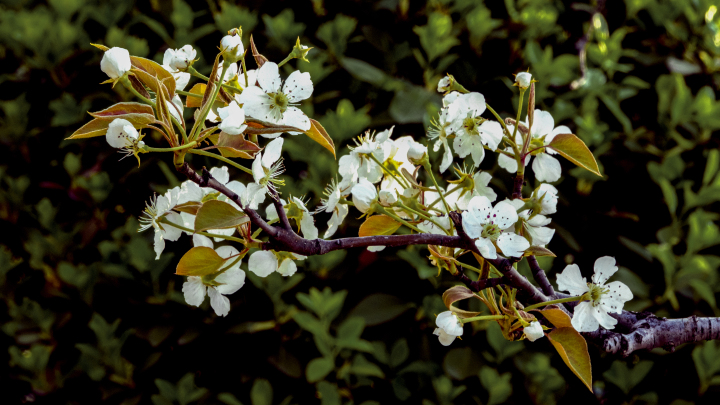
[271,92,289,113]
[587,283,608,306]
[481,223,501,240]
[463,116,479,134]
[529,137,546,155]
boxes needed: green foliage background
[1,0,720,403]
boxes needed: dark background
[1,0,720,404]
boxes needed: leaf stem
[188,149,253,175]
[460,314,507,324]
[523,296,585,311]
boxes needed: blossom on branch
[138,188,183,259]
[434,311,463,346]
[217,101,248,135]
[524,321,544,341]
[182,235,246,317]
[251,138,285,201]
[462,196,529,259]
[237,62,313,135]
[556,256,633,332]
[100,47,131,80]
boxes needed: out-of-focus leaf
[306,357,334,383]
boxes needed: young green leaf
[194,200,248,232]
[547,134,602,177]
[175,247,226,276]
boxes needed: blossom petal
[490,200,518,229]
[257,62,281,93]
[262,138,284,168]
[524,321,545,342]
[192,234,214,248]
[207,287,231,317]
[434,328,456,346]
[300,211,318,240]
[592,256,618,285]
[478,121,503,150]
[277,258,297,277]
[215,268,246,295]
[532,153,561,183]
[571,301,600,332]
[498,148,518,173]
[600,281,633,314]
[283,70,313,102]
[281,106,311,131]
[497,233,529,257]
[182,276,206,307]
[546,125,572,148]
[475,237,497,259]
[209,166,229,185]
[436,311,463,336]
[252,155,264,184]
[162,212,184,241]
[531,110,555,138]
[556,264,589,296]
[248,250,278,277]
[593,304,618,330]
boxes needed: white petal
[215,268,246,295]
[367,246,385,252]
[277,258,297,277]
[300,212,318,240]
[209,166,230,185]
[473,172,497,202]
[478,121,503,150]
[531,110,555,138]
[281,107,311,131]
[162,212,183,241]
[237,86,277,123]
[490,200,519,229]
[498,148,518,173]
[439,140,453,173]
[571,302,600,332]
[192,234,214,248]
[532,154,561,183]
[283,70,313,102]
[524,321,544,342]
[324,204,348,238]
[257,62,281,93]
[209,227,236,242]
[182,277,206,307]
[248,250,278,277]
[436,311,463,336]
[252,155,264,184]
[526,225,555,247]
[593,305,618,330]
[556,264,589,296]
[496,233,529,258]
[224,181,246,210]
[600,281,633,314]
[536,184,559,215]
[262,138,284,168]
[434,328,456,346]
[592,256,618,285]
[475,237,497,259]
[208,287,231,317]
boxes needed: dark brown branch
[178,162,720,357]
[512,173,524,199]
[527,255,555,296]
[269,188,293,231]
[456,272,507,292]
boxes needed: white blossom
[437,76,451,92]
[101,47,131,79]
[427,97,456,173]
[182,235,245,317]
[351,178,378,213]
[164,45,196,70]
[530,183,559,215]
[407,140,428,161]
[446,170,497,211]
[248,250,305,277]
[217,101,247,135]
[291,196,318,240]
[515,72,532,88]
[237,62,313,134]
[251,138,285,203]
[505,198,555,247]
[556,256,633,332]
[138,188,184,259]
[462,196,529,259]
[524,321,544,341]
[106,118,139,149]
[445,92,502,167]
[220,34,244,63]
[318,179,351,238]
[434,311,463,346]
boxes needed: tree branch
[178,162,720,357]
[527,255,555,296]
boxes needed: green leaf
[358,215,401,237]
[194,200,248,232]
[523,246,556,257]
[306,357,335,383]
[292,311,324,335]
[250,379,272,405]
[347,293,413,326]
[479,367,512,405]
[703,149,720,185]
[546,327,593,391]
[547,133,602,177]
[175,247,226,276]
[389,339,409,368]
[603,360,653,394]
[349,354,384,378]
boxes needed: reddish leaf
[250,34,268,67]
[66,114,155,140]
[130,55,176,97]
[441,285,482,318]
[185,84,206,108]
[305,119,336,158]
[89,102,154,118]
[215,132,261,159]
[538,308,573,328]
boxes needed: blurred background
[1,0,720,403]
